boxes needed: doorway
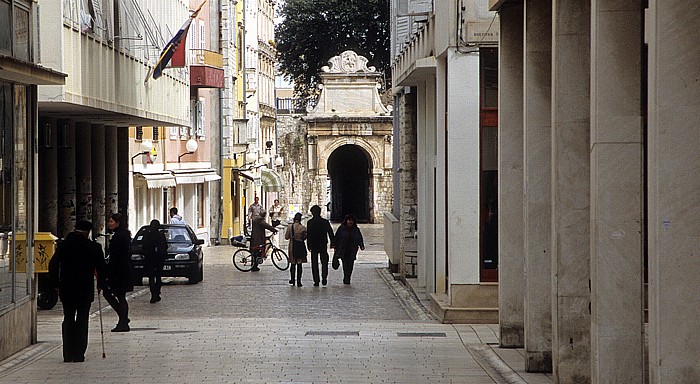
[327,144,371,223]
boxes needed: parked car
[129,224,204,285]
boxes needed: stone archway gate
[305,51,393,223]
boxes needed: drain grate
[305,331,359,337]
[397,332,447,338]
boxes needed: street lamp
[178,138,198,163]
[131,140,153,166]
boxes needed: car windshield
[133,226,192,245]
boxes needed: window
[135,126,143,141]
[0,2,12,56]
[13,6,30,61]
[152,126,159,141]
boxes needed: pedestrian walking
[333,214,365,285]
[142,219,167,303]
[285,212,308,286]
[250,210,277,272]
[48,220,107,362]
[169,207,185,224]
[306,205,335,286]
[102,213,133,332]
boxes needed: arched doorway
[327,144,371,223]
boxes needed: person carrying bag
[285,213,307,286]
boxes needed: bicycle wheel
[233,248,254,272]
[271,248,289,271]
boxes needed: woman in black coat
[333,214,365,284]
[103,213,133,332]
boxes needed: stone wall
[399,91,418,277]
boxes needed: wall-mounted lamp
[178,138,199,163]
[131,140,153,166]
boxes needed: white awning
[260,169,284,191]
[135,172,177,189]
[172,169,221,184]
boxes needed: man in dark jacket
[306,205,335,286]
[142,219,167,303]
[48,220,107,363]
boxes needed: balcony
[276,98,308,115]
[190,49,224,89]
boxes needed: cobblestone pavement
[0,224,552,384]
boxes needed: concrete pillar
[590,1,644,383]
[105,126,118,217]
[497,2,525,349]
[434,56,447,294]
[552,0,591,381]
[117,127,129,218]
[38,117,58,234]
[418,78,437,294]
[91,124,106,235]
[523,0,553,374]
[57,120,76,237]
[446,48,481,294]
[647,2,700,382]
[75,123,92,223]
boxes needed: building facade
[388,0,500,323]
[489,1,700,382]
[0,0,65,362]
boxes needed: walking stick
[97,293,106,358]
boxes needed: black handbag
[291,224,307,258]
[332,250,340,270]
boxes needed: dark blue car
[130,224,204,285]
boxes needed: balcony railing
[189,49,223,68]
[276,98,309,115]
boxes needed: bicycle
[232,235,289,271]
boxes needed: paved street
[0,225,552,384]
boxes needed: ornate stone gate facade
[278,51,393,223]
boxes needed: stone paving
[0,224,552,384]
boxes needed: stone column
[38,117,58,234]
[117,127,130,217]
[57,120,76,237]
[523,0,553,374]
[418,78,437,294]
[590,1,644,383]
[647,2,700,382]
[497,2,525,349]
[75,123,92,223]
[105,126,118,217]
[552,0,591,381]
[91,124,106,235]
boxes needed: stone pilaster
[590,1,644,382]
[523,0,553,374]
[647,2,700,382]
[497,2,525,349]
[552,0,591,380]
[57,120,76,237]
[399,89,418,277]
[91,124,106,234]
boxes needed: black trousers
[146,261,163,297]
[342,258,355,283]
[310,249,329,283]
[103,288,129,325]
[61,300,91,362]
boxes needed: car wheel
[198,265,204,282]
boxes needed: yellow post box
[10,232,58,273]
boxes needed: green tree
[275,0,390,100]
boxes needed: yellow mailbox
[10,232,58,273]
